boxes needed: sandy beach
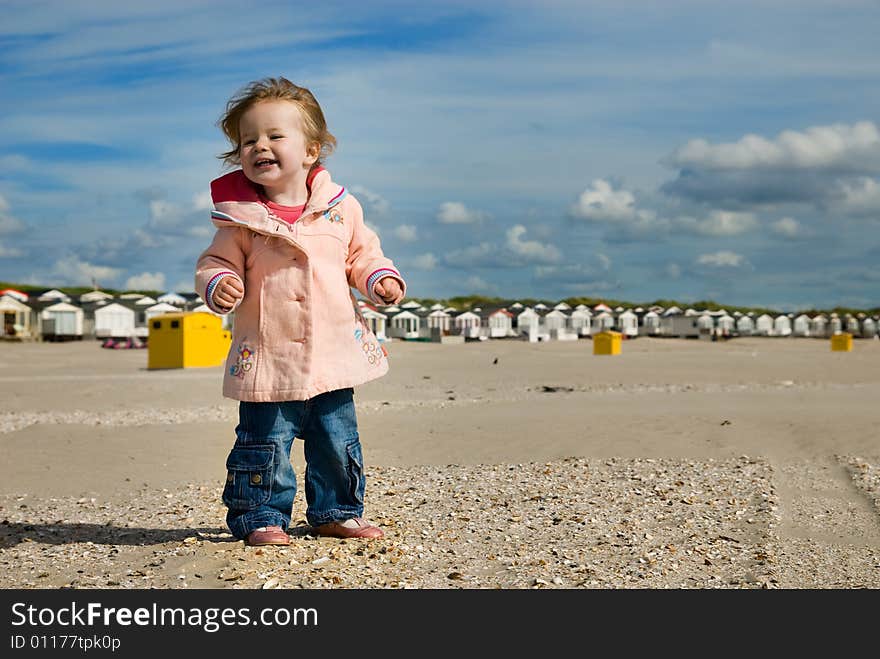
[1,336,879,588]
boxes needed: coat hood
[210,167,347,230]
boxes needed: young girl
[195,77,405,546]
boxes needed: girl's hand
[213,276,244,310]
[374,277,403,304]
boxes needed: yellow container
[830,332,852,352]
[593,330,622,355]
[148,312,231,369]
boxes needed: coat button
[251,473,262,485]
[226,472,234,483]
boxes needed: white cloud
[696,251,745,267]
[0,195,26,234]
[125,272,166,291]
[674,210,758,236]
[570,179,638,222]
[771,217,802,238]
[351,186,391,220]
[192,190,212,211]
[445,242,495,266]
[393,224,418,242]
[464,275,495,293]
[667,121,880,171]
[665,263,682,279]
[52,256,123,286]
[437,201,488,224]
[831,177,880,215]
[410,253,438,270]
[0,242,23,258]
[505,225,562,264]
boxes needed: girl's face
[238,100,317,196]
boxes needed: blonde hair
[218,77,336,169]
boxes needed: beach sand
[1,336,878,588]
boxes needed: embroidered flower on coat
[230,342,254,378]
[354,320,384,366]
[325,209,344,223]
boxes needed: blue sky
[1,0,879,310]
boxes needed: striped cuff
[205,271,238,314]
[366,268,402,304]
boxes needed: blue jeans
[221,388,366,539]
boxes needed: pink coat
[195,168,406,402]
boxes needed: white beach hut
[717,313,735,335]
[487,309,514,338]
[38,289,71,303]
[617,309,638,337]
[388,310,422,339]
[1,294,34,339]
[592,311,615,333]
[553,302,571,311]
[361,306,388,340]
[570,308,593,336]
[40,302,84,340]
[862,317,877,338]
[755,314,774,336]
[517,308,540,336]
[736,315,754,335]
[845,315,860,335]
[810,315,827,338]
[543,309,568,333]
[144,302,180,323]
[454,310,482,337]
[774,315,792,337]
[829,314,842,335]
[94,302,136,338]
[642,310,660,335]
[793,314,811,337]
[157,291,188,306]
[79,290,113,304]
[427,309,452,332]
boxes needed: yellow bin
[593,330,622,356]
[148,312,231,369]
[830,332,852,352]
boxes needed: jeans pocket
[222,444,274,511]
[345,440,364,507]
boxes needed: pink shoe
[314,517,384,539]
[246,525,290,546]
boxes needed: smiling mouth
[254,159,278,167]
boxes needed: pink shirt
[260,197,305,224]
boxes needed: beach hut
[400,300,421,310]
[553,302,571,311]
[661,314,699,338]
[617,309,638,337]
[570,308,593,336]
[40,301,84,340]
[662,306,682,317]
[79,290,113,304]
[793,314,811,337]
[755,314,774,336]
[93,302,136,338]
[144,302,180,323]
[360,306,389,340]
[534,303,549,311]
[486,309,514,338]
[388,310,422,339]
[829,314,842,335]
[517,308,540,336]
[845,315,860,335]
[774,315,792,337]
[37,289,71,303]
[696,312,715,336]
[135,296,158,307]
[454,310,482,337]
[509,302,524,310]
[862,317,877,338]
[0,288,29,303]
[642,310,660,335]
[717,313,735,335]
[592,311,615,334]
[593,303,612,314]
[426,309,452,332]
[543,309,568,333]
[157,291,188,307]
[0,294,34,339]
[736,315,754,336]
[809,314,827,338]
